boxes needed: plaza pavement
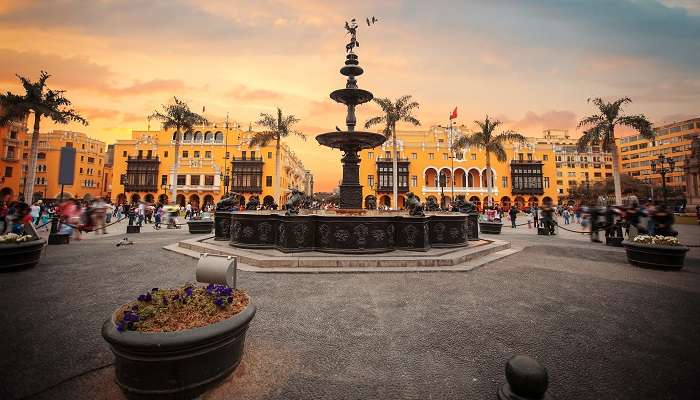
[1,221,698,399]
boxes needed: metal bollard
[497,355,550,400]
[196,253,237,289]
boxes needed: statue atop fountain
[315,20,387,209]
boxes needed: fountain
[217,19,478,254]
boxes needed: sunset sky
[1,0,698,191]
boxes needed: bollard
[48,215,70,245]
[497,355,551,400]
[196,253,237,289]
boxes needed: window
[267,151,272,159]
[37,152,46,159]
[411,153,417,159]
[385,151,391,158]
[205,151,211,159]
[161,175,167,185]
[442,153,449,160]
[518,153,524,161]
[411,175,417,187]
[502,176,508,188]
[122,151,127,157]
[190,175,200,185]
[138,150,143,158]
[527,153,533,161]
[194,151,200,158]
[205,175,215,186]
[79,168,83,174]
[368,175,374,187]
[241,151,246,160]
[66,142,73,148]
[182,150,188,158]
[87,157,95,163]
[594,172,601,178]
[164,151,168,158]
[147,150,153,158]
[225,152,230,159]
[80,156,84,161]
[250,151,256,159]
[81,144,85,150]
[428,153,434,160]
[544,177,550,188]
[471,154,477,160]
[177,175,186,185]
[556,180,563,185]
[266,176,272,187]
[9,130,17,139]
[23,153,28,159]
[4,166,12,177]
[368,152,374,159]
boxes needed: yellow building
[536,129,613,199]
[0,115,28,202]
[110,124,312,207]
[23,130,108,200]
[617,117,700,199]
[358,125,559,210]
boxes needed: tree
[577,97,653,205]
[150,97,208,204]
[453,116,526,207]
[250,108,304,205]
[0,71,87,202]
[364,95,421,210]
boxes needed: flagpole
[450,116,454,206]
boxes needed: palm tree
[453,116,526,207]
[364,95,421,210]
[0,71,87,202]
[150,97,208,204]
[250,108,304,206]
[577,97,653,205]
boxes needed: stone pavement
[0,224,699,399]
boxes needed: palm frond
[616,114,654,141]
[248,131,276,147]
[577,114,604,129]
[489,145,508,163]
[493,130,526,144]
[364,115,385,129]
[577,124,606,152]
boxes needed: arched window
[204,131,213,142]
[214,132,224,143]
[193,131,202,142]
[183,131,193,141]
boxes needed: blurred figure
[508,205,518,228]
[651,204,676,236]
[92,197,108,234]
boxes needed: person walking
[154,205,162,230]
[531,205,539,228]
[562,208,570,225]
[508,205,518,228]
[30,201,41,225]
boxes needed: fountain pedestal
[340,150,362,209]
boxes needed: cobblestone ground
[1,221,698,400]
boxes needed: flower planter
[622,240,689,270]
[188,219,213,234]
[102,303,256,399]
[479,221,503,234]
[0,238,46,271]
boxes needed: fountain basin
[316,131,386,150]
[330,88,373,105]
[226,212,469,254]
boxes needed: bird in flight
[336,126,342,132]
[366,16,378,26]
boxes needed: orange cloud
[225,84,282,101]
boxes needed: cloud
[78,106,144,124]
[498,110,578,133]
[225,85,282,101]
[104,79,187,96]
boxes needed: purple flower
[162,298,169,305]
[145,293,152,302]
[184,287,193,296]
[131,305,139,311]
[116,321,126,332]
[213,298,225,307]
[137,294,146,302]
[172,294,179,301]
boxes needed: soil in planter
[114,284,249,333]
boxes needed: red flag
[449,107,458,120]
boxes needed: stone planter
[0,238,46,271]
[622,240,689,270]
[102,303,256,399]
[479,221,503,234]
[188,220,213,234]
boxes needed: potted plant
[0,233,46,271]
[622,235,689,270]
[187,214,214,234]
[479,207,503,234]
[102,283,255,399]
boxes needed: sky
[1,0,698,191]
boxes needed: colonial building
[617,117,700,199]
[683,137,700,208]
[358,125,560,210]
[0,114,28,201]
[110,124,312,207]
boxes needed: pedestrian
[154,205,162,229]
[30,201,41,225]
[562,208,570,225]
[531,205,539,228]
[508,205,518,228]
[185,202,192,219]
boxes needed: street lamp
[438,121,457,208]
[650,154,675,205]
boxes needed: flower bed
[0,233,46,271]
[102,283,255,399]
[623,235,689,270]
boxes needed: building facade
[0,115,28,202]
[358,126,560,210]
[110,125,312,207]
[617,117,700,202]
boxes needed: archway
[193,131,202,142]
[158,194,168,205]
[176,194,186,207]
[424,168,438,187]
[214,132,223,143]
[469,195,481,209]
[398,195,406,209]
[481,168,495,188]
[500,196,511,209]
[116,193,127,205]
[0,187,13,202]
[263,195,274,207]
[379,195,391,208]
[130,193,141,203]
[204,131,213,142]
[528,196,539,208]
[183,131,193,141]
[203,194,214,208]
[144,193,154,203]
[32,192,43,203]
[439,168,452,188]
[441,195,452,208]
[364,195,376,209]
[189,194,200,208]
[514,196,525,210]
[542,196,553,206]
[454,168,466,188]
[467,168,480,187]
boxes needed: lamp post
[439,121,457,208]
[439,170,446,209]
[650,154,675,205]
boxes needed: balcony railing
[510,159,543,164]
[232,156,263,162]
[376,157,410,162]
[422,186,498,194]
[377,185,409,192]
[127,155,160,161]
[230,185,262,193]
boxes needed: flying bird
[336,126,342,131]
[367,16,378,26]
[116,237,134,247]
